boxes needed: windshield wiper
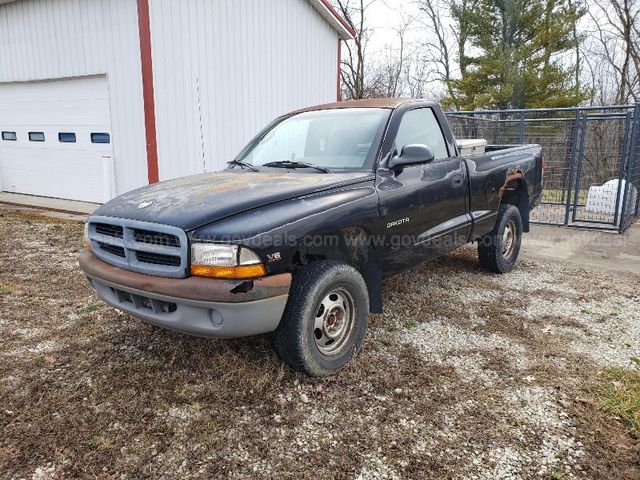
[227,159,260,172]
[262,160,331,173]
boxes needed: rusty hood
[93,171,375,231]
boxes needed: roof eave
[309,0,356,40]
[1,0,356,40]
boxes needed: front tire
[478,204,523,273]
[273,261,369,377]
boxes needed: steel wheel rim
[502,219,517,261]
[313,288,356,356]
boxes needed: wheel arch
[500,175,530,233]
[286,226,383,314]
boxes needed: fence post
[564,111,580,226]
[618,103,640,232]
[493,115,498,144]
[518,111,525,143]
[571,115,588,222]
[612,110,632,227]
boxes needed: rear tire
[273,261,369,377]
[478,204,523,273]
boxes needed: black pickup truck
[80,99,543,376]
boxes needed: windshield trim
[233,108,392,172]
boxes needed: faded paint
[94,171,376,230]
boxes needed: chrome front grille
[87,215,188,278]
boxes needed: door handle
[451,174,463,186]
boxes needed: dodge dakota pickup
[80,98,543,376]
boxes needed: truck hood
[94,171,375,231]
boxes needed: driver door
[376,107,470,275]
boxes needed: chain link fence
[447,105,640,232]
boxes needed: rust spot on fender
[499,168,524,200]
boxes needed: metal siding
[0,0,147,195]
[150,0,338,179]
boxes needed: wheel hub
[314,289,355,356]
[324,306,346,338]
[502,220,517,260]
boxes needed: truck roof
[290,98,432,115]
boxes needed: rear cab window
[394,108,449,160]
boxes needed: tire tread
[478,204,522,274]
[273,260,369,376]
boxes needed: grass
[598,368,640,435]
[81,304,97,313]
[0,281,13,295]
[404,319,418,330]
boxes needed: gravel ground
[1,209,639,479]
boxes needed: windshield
[235,108,390,170]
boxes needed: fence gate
[447,104,640,232]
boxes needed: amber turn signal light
[191,263,267,279]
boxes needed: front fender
[189,184,380,275]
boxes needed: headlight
[83,223,92,251]
[190,244,266,279]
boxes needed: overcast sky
[362,0,424,54]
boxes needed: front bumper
[79,251,291,337]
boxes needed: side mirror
[388,144,435,170]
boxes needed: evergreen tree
[446,0,587,110]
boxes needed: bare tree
[587,0,640,103]
[335,0,378,99]
[336,0,429,99]
[446,0,479,78]
[415,0,455,100]
[370,15,416,97]
[414,0,482,107]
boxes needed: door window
[394,108,448,160]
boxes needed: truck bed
[463,143,543,239]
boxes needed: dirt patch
[1,208,639,479]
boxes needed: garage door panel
[0,127,112,150]
[0,149,104,175]
[0,76,112,203]
[2,170,103,203]
[0,76,109,102]
[0,100,111,126]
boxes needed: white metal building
[0,0,353,203]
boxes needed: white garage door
[0,76,113,203]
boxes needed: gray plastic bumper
[87,275,288,338]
